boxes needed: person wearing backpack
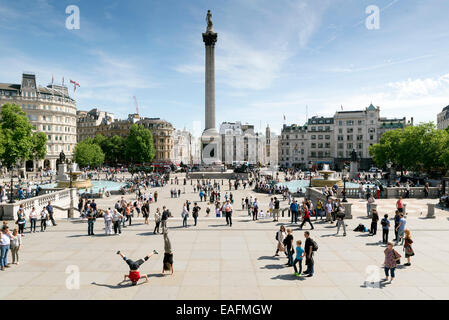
[303,231,317,277]
[381,214,390,244]
[192,203,201,226]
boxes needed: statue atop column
[206,10,213,32]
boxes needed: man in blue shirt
[290,200,299,224]
[46,201,57,226]
[396,214,407,245]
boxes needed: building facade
[279,124,309,169]
[265,125,279,167]
[280,104,410,171]
[219,121,267,166]
[95,114,175,163]
[171,129,193,165]
[77,108,114,142]
[0,73,77,171]
[437,105,449,130]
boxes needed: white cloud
[387,73,449,98]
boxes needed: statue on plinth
[351,149,357,162]
[206,10,213,32]
[59,151,66,164]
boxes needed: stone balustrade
[0,188,78,221]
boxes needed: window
[325,143,331,148]
[358,143,363,149]
[346,120,354,126]
[325,126,330,131]
[318,126,323,131]
[338,121,343,126]
[338,135,344,141]
[325,135,330,139]
[370,135,374,140]
[318,135,323,140]
[357,135,363,141]
[318,143,323,148]
[347,143,353,149]
[311,127,316,131]
[311,135,316,139]
[338,151,343,157]
[358,120,363,125]
[338,143,343,149]
[311,143,316,148]
[347,135,353,141]
[347,128,353,133]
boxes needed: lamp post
[309,162,313,187]
[9,166,15,204]
[68,165,74,218]
[342,175,348,202]
[386,162,391,187]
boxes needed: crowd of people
[0,169,418,287]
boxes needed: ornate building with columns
[0,73,77,171]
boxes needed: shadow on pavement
[258,256,280,261]
[271,274,306,281]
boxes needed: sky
[0,0,448,135]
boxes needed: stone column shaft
[205,44,215,130]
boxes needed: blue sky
[1,0,448,135]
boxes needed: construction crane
[133,96,139,115]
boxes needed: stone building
[219,121,267,166]
[280,104,410,171]
[279,124,309,169]
[96,114,174,163]
[437,105,449,130]
[172,129,194,166]
[265,125,279,167]
[76,108,114,142]
[0,73,77,171]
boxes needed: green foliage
[97,134,126,164]
[74,139,105,168]
[31,132,48,160]
[0,103,45,168]
[369,122,449,174]
[124,124,156,164]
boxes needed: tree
[74,140,105,168]
[125,124,156,164]
[0,127,5,160]
[369,122,449,175]
[31,132,48,163]
[0,103,37,168]
[99,135,126,164]
[93,134,107,147]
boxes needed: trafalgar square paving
[1,173,449,300]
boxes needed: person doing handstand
[162,229,174,275]
[117,249,158,285]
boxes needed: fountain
[56,162,92,189]
[311,164,343,188]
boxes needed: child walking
[293,240,304,277]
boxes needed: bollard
[426,203,435,219]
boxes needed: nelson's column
[201,10,221,165]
